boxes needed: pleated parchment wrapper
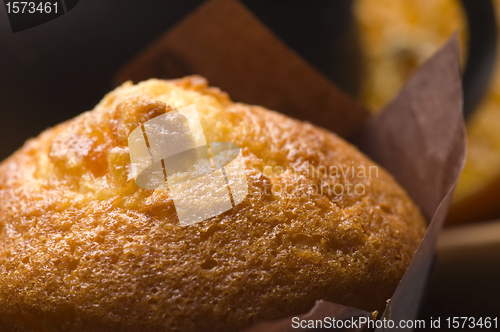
[115,0,466,331]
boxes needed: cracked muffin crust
[0,76,426,332]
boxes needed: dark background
[0,0,359,161]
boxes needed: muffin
[0,76,426,332]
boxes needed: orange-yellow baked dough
[0,76,426,332]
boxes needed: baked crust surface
[0,76,426,332]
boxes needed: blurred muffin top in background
[354,0,467,111]
[354,0,500,225]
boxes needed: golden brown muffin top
[0,76,425,332]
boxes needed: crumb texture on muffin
[0,76,426,332]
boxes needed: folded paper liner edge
[115,1,467,331]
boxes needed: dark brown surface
[243,300,371,332]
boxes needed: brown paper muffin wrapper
[115,0,467,330]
